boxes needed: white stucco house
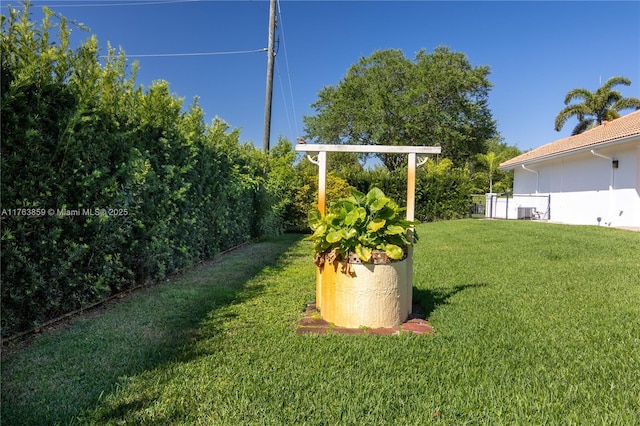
[496,110,640,228]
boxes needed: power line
[102,47,267,58]
[276,0,298,138]
[30,0,201,7]
[275,59,294,139]
[34,1,267,59]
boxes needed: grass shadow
[1,234,303,426]
[413,283,487,318]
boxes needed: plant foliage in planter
[306,187,418,267]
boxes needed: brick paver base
[296,302,433,336]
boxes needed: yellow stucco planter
[318,256,410,329]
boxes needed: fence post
[505,193,509,220]
[547,194,551,220]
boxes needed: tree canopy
[303,47,497,170]
[554,76,640,135]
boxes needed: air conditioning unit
[518,207,535,220]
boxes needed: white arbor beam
[295,144,441,154]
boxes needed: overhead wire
[31,0,296,143]
[29,0,201,8]
[37,0,268,58]
[275,0,299,139]
[105,48,267,58]
[273,33,294,137]
[275,59,294,139]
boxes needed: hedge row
[0,6,287,336]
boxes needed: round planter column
[316,266,323,311]
[320,259,409,329]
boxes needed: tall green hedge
[0,5,285,336]
[339,158,472,223]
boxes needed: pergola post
[318,152,327,215]
[306,151,327,308]
[406,152,417,317]
[305,151,328,215]
[296,144,441,318]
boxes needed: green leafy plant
[0,3,286,336]
[306,187,417,266]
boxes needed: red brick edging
[296,302,434,336]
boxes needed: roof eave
[498,133,640,171]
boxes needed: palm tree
[476,151,503,194]
[554,76,640,135]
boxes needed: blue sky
[23,0,640,153]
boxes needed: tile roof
[499,110,640,169]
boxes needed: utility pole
[262,0,277,153]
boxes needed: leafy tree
[303,47,497,170]
[470,137,520,194]
[484,136,521,161]
[554,76,640,135]
[263,136,302,232]
[475,151,502,194]
[327,151,363,176]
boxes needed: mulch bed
[296,302,433,336]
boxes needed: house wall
[508,139,640,227]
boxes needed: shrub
[306,187,417,267]
[0,4,286,336]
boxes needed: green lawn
[2,220,639,425]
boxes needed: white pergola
[294,143,441,314]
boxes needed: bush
[333,159,472,223]
[0,5,285,336]
[416,158,473,221]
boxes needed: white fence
[486,193,551,220]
